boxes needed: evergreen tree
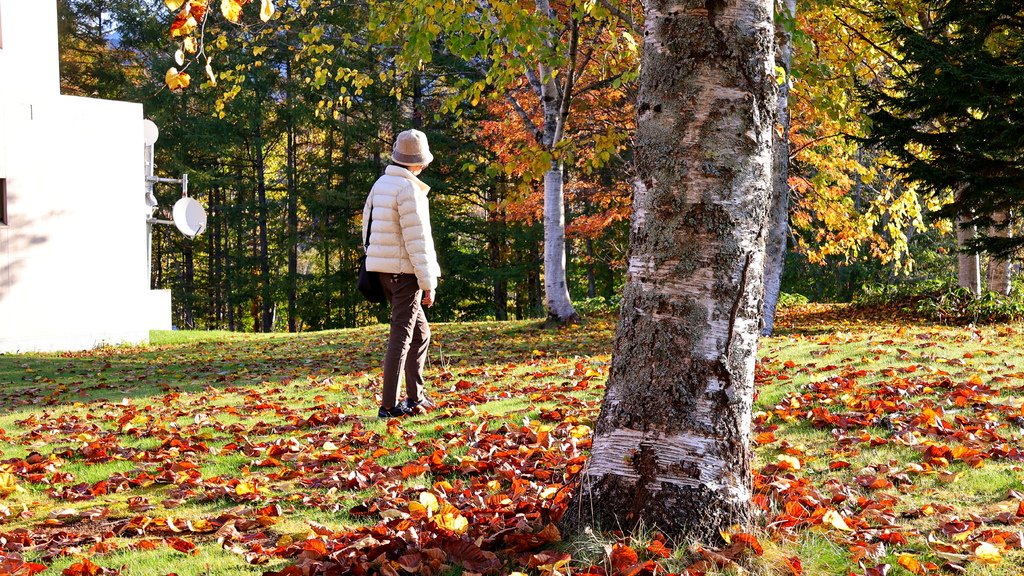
[862,0,1024,258]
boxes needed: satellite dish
[143,119,160,146]
[172,197,207,238]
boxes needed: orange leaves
[0,553,46,576]
[165,537,198,555]
[61,559,118,576]
[165,68,191,92]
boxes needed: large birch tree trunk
[957,214,981,297]
[544,163,577,322]
[760,0,796,337]
[566,0,775,541]
[985,210,1011,295]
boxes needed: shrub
[574,296,622,316]
[777,292,809,308]
[855,280,1024,324]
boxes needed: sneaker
[402,396,435,415]
[377,404,413,418]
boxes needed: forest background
[56,0,1016,332]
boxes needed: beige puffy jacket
[361,166,441,291]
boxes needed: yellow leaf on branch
[260,0,275,21]
[206,61,217,86]
[164,0,186,10]
[165,67,191,92]
[221,0,243,22]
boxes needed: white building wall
[0,0,172,353]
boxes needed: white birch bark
[566,0,776,541]
[544,164,576,320]
[957,214,981,297]
[760,0,796,337]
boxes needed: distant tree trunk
[957,214,982,297]
[567,0,775,541]
[586,239,596,298]
[411,73,423,128]
[761,0,796,337]
[183,239,195,329]
[227,184,238,332]
[489,234,508,321]
[154,227,164,288]
[253,137,274,332]
[530,237,543,316]
[986,210,1011,295]
[287,118,299,332]
[208,187,218,328]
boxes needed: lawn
[2,306,1024,575]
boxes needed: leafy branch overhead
[163,0,276,92]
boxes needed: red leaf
[610,543,639,573]
[440,538,501,573]
[645,539,672,558]
[165,537,198,555]
[61,558,106,576]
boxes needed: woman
[362,129,441,418]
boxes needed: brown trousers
[379,273,430,409]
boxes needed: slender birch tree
[760,0,795,337]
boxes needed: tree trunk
[957,214,981,297]
[227,184,237,332]
[287,119,298,332]
[760,0,795,337]
[182,238,195,329]
[567,0,775,542]
[154,226,164,288]
[534,0,578,323]
[586,238,596,298]
[208,188,218,328]
[544,164,578,322]
[986,210,1011,295]
[255,140,274,332]
[488,228,509,321]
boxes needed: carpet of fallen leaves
[2,306,1024,575]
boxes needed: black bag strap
[364,195,374,249]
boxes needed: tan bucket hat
[391,129,434,166]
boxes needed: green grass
[6,307,1024,574]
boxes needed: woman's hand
[422,290,434,308]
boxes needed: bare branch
[506,93,543,145]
